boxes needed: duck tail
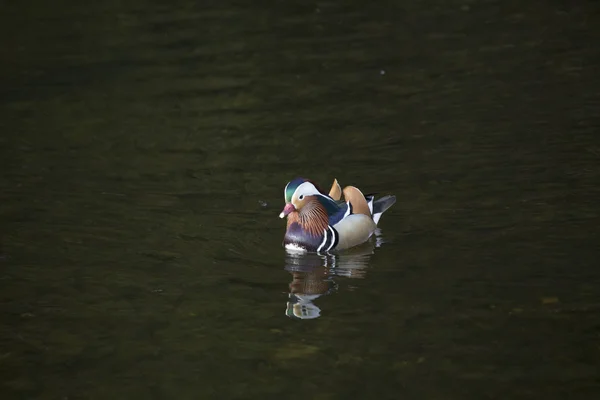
[371,195,396,225]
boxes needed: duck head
[279,178,322,218]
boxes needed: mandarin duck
[279,178,396,252]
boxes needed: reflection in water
[284,234,383,319]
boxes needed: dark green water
[2,0,600,398]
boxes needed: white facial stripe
[315,193,332,201]
[294,181,320,199]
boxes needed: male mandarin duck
[279,177,396,252]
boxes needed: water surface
[1,0,600,399]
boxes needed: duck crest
[284,178,327,203]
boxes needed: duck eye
[299,195,304,200]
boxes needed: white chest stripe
[326,225,337,251]
[317,229,329,252]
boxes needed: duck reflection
[284,240,377,320]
